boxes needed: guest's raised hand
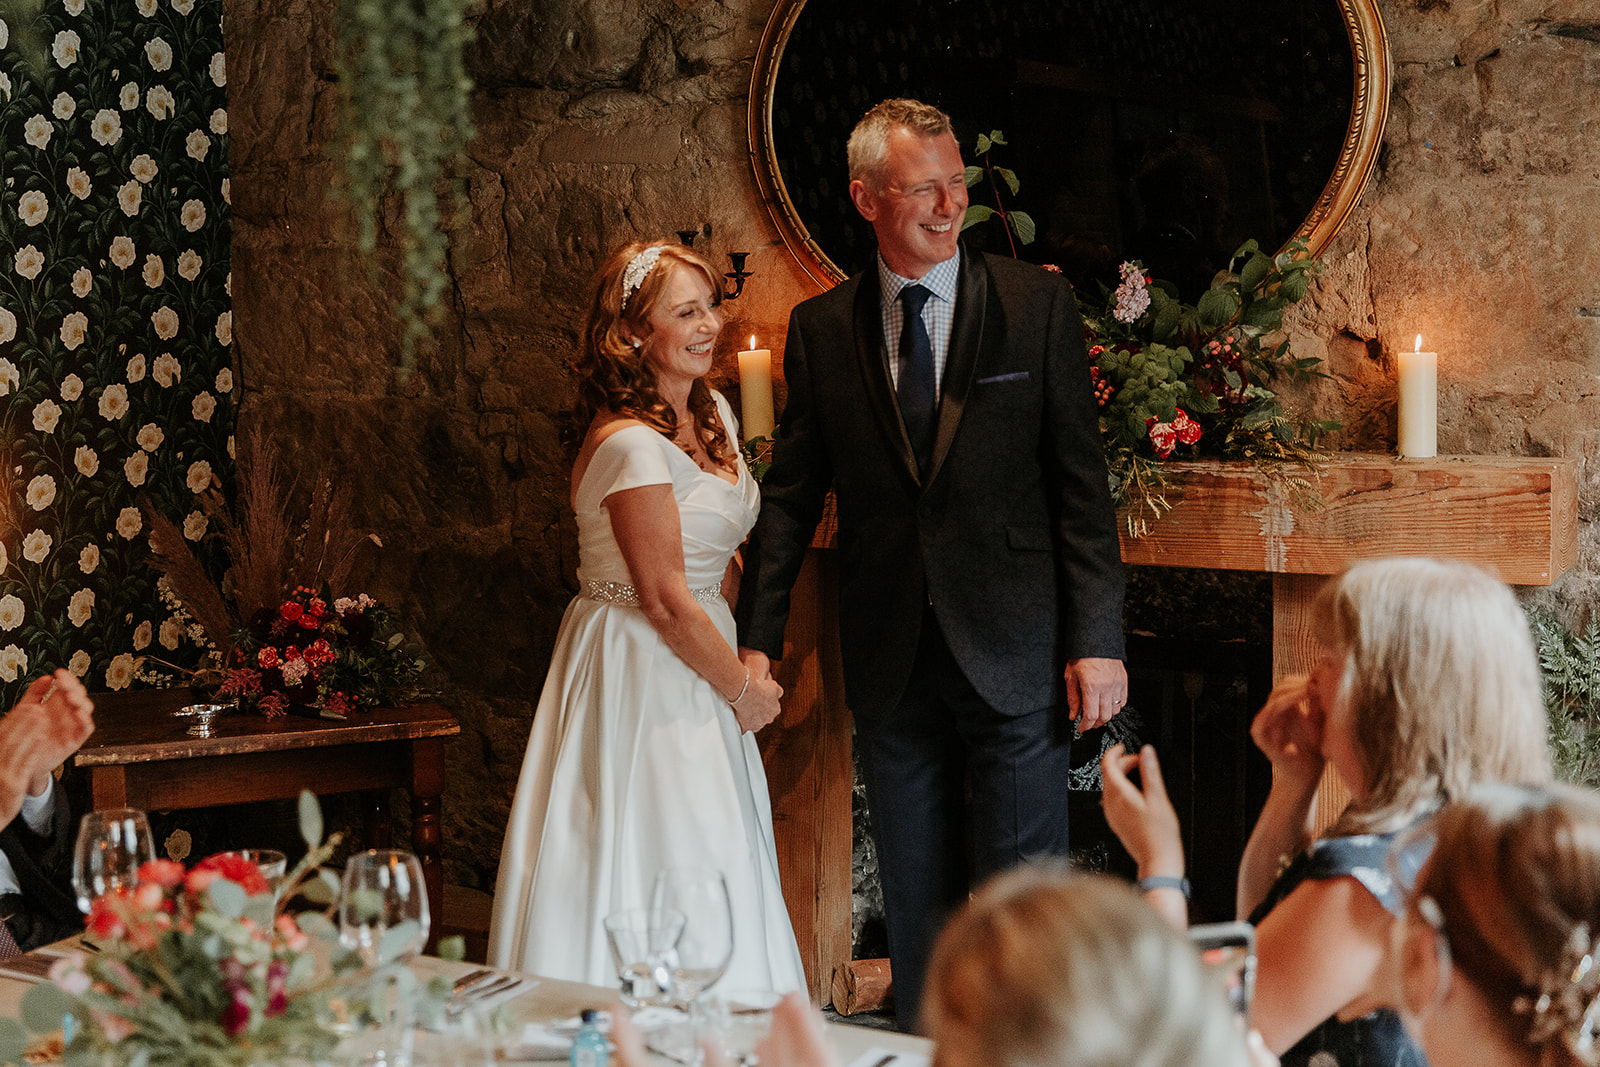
[1101,743,1187,928]
[609,1007,653,1067]
[751,992,838,1067]
[1249,675,1324,782]
[732,674,784,734]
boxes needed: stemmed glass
[603,905,686,1008]
[650,866,734,1059]
[339,849,430,967]
[71,809,155,915]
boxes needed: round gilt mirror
[748,0,1390,293]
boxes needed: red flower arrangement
[216,584,425,720]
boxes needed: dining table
[0,943,933,1066]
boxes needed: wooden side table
[74,689,460,951]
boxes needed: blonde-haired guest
[1104,556,1550,1067]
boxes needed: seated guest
[1360,782,1600,1067]
[1102,556,1551,1066]
[615,867,1269,1067]
[0,670,96,956]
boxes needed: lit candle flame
[1414,334,1423,353]
[749,335,757,350]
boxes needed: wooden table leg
[1271,572,1351,833]
[410,736,446,955]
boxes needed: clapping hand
[1249,675,1326,785]
[0,669,95,826]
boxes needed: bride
[487,239,806,994]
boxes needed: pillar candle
[1397,334,1437,459]
[737,337,775,440]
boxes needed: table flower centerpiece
[0,791,459,1067]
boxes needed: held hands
[733,647,783,734]
[1065,656,1128,732]
[1249,674,1326,785]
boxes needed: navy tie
[897,284,936,467]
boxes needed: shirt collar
[876,249,960,307]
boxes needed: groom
[736,99,1127,1025]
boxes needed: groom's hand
[1065,656,1128,731]
[738,646,773,681]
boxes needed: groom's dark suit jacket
[738,245,1125,720]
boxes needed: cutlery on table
[451,968,493,993]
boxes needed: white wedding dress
[487,393,805,994]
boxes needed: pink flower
[137,858,186,889]
[1147,419,1177,458]
[276,914,309,952]
[1172,409,1202,446]
[257,647,279,669]
[49,955,91,995]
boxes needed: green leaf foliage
[995,166,1020,196]
[1528,607,1600,788]
[0,1018,25,1065]
[964,165,983,187]
[961,204,995,230]
[1010,210,1037,245]
[299,787,324,849]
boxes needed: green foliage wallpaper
[0,0,231,703]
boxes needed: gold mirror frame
[748,0,1391,290]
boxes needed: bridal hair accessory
[1512,920,1600,1063]
[621,246,666,311]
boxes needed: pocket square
[976,371,1029,384]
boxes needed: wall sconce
[677,225,753,302]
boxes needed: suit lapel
[925,246,988,484]
[852,268,921,481]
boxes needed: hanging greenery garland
[334,0,474,377]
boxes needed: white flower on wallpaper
[209,52,223,86]
[153,352,179,385]
[145,37,172,71]
[0,646,28,684]
[183,511,206,540]
[0,312,13,346]
[24,115,50,148]
[25,475,55,511]
[132,619,151,648]
[135,0,156,15]
[99,383,130,420]
[215,367,231,393]
[192,391,214,421]
[120,82,139,109]
[178,249,201,280]
[90,108,121,145]
[215,310,231,345]
[123,452,148,486]
[209,108,225,135]
[159,617,181,649]
[0,360,17,392]
[78,544,98,574]
[61,375,82,401]
[74,446,97,476]
[105,653,134,690]
[0,74,10,104]
[173,0,194,14]
[185,129,208,160]
[186,459,211,493]
[145,85,173,119]
[59,311,87,349]
[66,167,90,199]
[130,153,157,183]
[52,30,80,67]
[115,507,143,540]
[68,651,89,677]
[14,245,43,279]
[136,423,164,451]
[109,235,136,267]
[152,305,178,338]
[31,401,60,433]
[126,353,146,381]
[142,253,163,287]
[71,266,91,296]
[52,93,74,119]
[21,531,50,564]
[17,190,46,226]
[180,198,204,231]
[67,589,92,627]
[221,178,229,205]
[0,21,9,49]
[118,179,141,216]
[63,0,85,15]
[0,596,23,631]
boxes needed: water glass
[215,848,288,896]
[339,849,430,967]
[649,867,734,1003]
[72,809,155,913]
[603,906,686,1007]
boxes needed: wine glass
[339,849,430,968]
[603,905,686,1007]
[650,866,734,1059]
[708,989,781,1067]
[215,848,289,897]
[72,809,155,914]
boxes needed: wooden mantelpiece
[764,452,1579,1005]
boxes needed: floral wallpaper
[0,0,231,705]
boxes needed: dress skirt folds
[487,394,805,994]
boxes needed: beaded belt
[582,579,723,607]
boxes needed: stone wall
[225,0,1600,891]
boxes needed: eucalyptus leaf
[297,910,339,941]
[207,877,247,919]
[962,204,995,230]
[437,934,466,962]
[300,868,341,905]
[299,789,324,848]
[377,920,421,964]
[346,886,385,923]
[995,166,1019,196]
[1010,210,1037,245]
[21,982,71,1034]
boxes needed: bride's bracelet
[725,668,751,706]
